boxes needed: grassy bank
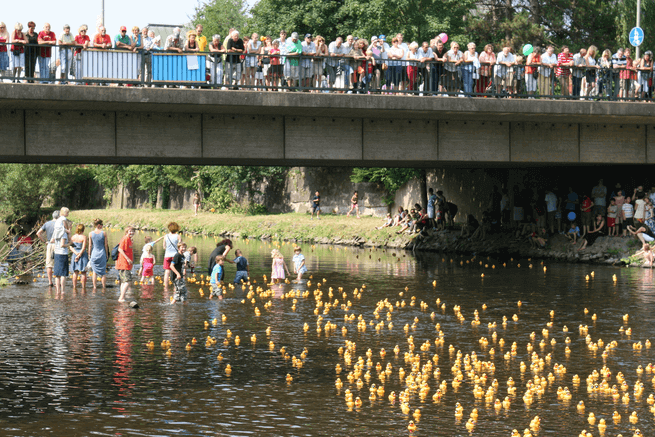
[70,209,410,246]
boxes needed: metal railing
[0,43,652,101]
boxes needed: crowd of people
[26,209,311,304]
[452,180,655,255]
[0,20,653,99]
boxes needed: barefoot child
[170,242,188,304]
[292,247,307,281]
[138,244,156,284]
[271,249,290,284]
[233,249,249,284]
[210,255,224,299]
[566,221,581,245]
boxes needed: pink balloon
[439,33,448,43]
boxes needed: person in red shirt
[74,25,90,83]
[93,26,112,49]
[580,194,594,236]
[116,226,135,302]
[556,46,573,97]
[37,22,56,83]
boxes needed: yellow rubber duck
[407,421,416,432]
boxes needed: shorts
[234,270,249,284]
[119,269,132,283]
[547,211,556,226]
[211,283,222,297]
[174,278,188,302]
[582,211,593,227]
[163,257,173,270]
[12,52,25,69]
[269,64,282,76]
[45,242,55,269]
[607,217,616,227]
[351,203,358,209]
[54,254,69,277]
[312,62,324,78]
[624,217,634,228]
[286,65,299,80]
[312,204,320,213]
[301,65,313,79]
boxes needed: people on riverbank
[311,191,320,220]
[347,191,361,218]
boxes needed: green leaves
[351,167,419,205]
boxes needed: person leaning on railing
[583,45,598,98]
[10,22,25,82]
[313,36,328,92]
[636,50,653,100]
[93,26,111,49]
[58,24,74,84]
[73,25,89,84]
[477,44,495,94]
[225,30,244,88]
[24,21,38,83]
[430,38,446,95]
[461,42,478,96]
[208,34,224,87]
[300,33,315,91]
[114,25,131,50]
[0,22,9,77]
[571,47,586,97]
[494,45,514,96]
[525,46,540,97]
[556,45,573,97]
[164,27,183,53]
[539,45,557,96]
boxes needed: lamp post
[636,0,641,58]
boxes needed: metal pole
[637,0,641,58]
[102,0,105,27]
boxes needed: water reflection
[0,232,655,435]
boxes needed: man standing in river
[36,210,60,287]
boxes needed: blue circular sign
[630,27,644,47]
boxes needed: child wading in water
[210,255,225,299]
[271,249,290,284]
[292,247,307,281]
[233,249,249,284]
[184,246,198,273]
[170,242,188,304]
[138,244,156,284]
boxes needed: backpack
[110,244,120,261]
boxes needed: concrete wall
[3,85,655,166]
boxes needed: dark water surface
[1,229,655,436]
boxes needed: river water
[1,229,655,436]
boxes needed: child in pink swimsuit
[138,244,156,284]
[271,249,290,284]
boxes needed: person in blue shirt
[566,222,581,245]
[209,255,224,299]
[233,249,249,284]
[292,247,308,281]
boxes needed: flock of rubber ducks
[135,250,655,437]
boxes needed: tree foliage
[351,167,420,205]
[0,164,93,222]
[191,0,251,40]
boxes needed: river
[1,228,654,436]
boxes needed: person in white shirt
[539,45,558,95]
[301,34,316,89]
[495,46,515,94]
[327,37,348,89]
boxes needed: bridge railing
[0,42,651,101]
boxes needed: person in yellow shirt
[196,24,207,51]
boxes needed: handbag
[12,48,20,56]
[262,57,270,64]
[532,70,539,79]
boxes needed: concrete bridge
[1,83,654,167]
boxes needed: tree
[249,0,474,43]
[191,0,251,39]
[0,164,93,222]
[350,168,420,205]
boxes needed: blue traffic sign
[630,27,644,47]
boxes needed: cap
[371,36,378,41]
[305,33,312,39]
[63,24,70,29]
[379,34,386,40]
[291,32,298,39]
[120,26,127,31]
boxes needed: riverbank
[69,209,647,266]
